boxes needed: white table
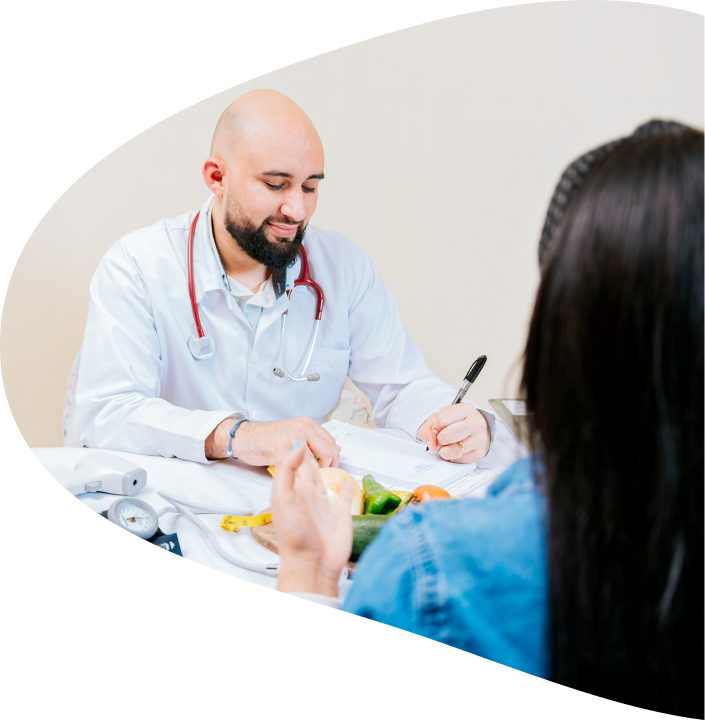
[33,420,527,589]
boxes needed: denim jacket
[342,457,549,677]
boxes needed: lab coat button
[250,351,259,363]
[252,410,261,421]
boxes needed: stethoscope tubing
[188,212,206,340]
[187,210,325,381]
[278,315,320,381]
[157,490,280,576]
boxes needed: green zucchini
[350,514,390,561]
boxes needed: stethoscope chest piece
[189,331,216,360]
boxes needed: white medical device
[155,491,349,580]
[58,458,344,580]
[107,497,160,540]
[54,452,147,497]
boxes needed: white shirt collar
[203,196,299,303]
[226,274,277,309]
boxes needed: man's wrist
[205,414,247,460]
[227,417,250,458]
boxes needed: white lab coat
[76,195,494,462]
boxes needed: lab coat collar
[191,195,228,305]
[192,195,300,304]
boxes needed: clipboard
[489,399,533,451]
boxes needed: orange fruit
[413,485,451,502]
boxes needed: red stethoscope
[187,211,324,382]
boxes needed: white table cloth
[33,422,527,589]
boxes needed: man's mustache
[266,217,302,227]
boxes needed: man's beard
[224,201,305,270]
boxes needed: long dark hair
[522,123,704,716]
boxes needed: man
[75,90,494,467]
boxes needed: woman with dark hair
[524,120,703,713]
[271,121,704,717]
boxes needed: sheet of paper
[323,420,502,494]
[440,461,504,496]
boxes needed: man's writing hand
[418,403,490,463]
[206,415,341,467]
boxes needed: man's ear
[202,157,226,197]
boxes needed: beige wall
[2,1,702,448]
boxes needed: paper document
[324,420,503,495]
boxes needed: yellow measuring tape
[220,512,272,533]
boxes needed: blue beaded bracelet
[227,418,250,459]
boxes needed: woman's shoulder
[485,454,543,497]
[388,456,546,587]
[342,456,549,676]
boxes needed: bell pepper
[363,474,402,515]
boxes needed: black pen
[426,355,487,451]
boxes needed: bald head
[210,89,323,161]
[204,90,325,274]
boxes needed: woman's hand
[272,436,354,597]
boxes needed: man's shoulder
[102,209,195,266]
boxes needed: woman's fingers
[333,482,354,515]
[273,436,306,497]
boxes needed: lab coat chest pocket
[303,347,351,421]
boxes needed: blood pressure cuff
[148,530,183,556]
[98,510,183,556]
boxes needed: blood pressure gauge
[106,497,159,540]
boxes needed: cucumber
[351,514,390,561]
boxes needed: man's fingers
[434,403,477,429]
[436,418,482,446]
[307,434,336,468]
[417,414,439,446]
[331,444,342,469]
[303,416,338,448]
[445,403,475,424]
[298,418,338,467]
[432,404,491,463]
[435,405,486,445]
[437,436,487,463]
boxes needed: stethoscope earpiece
[273,367,320,382]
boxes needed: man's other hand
[206,415,341,468]
[417,403,490,463]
